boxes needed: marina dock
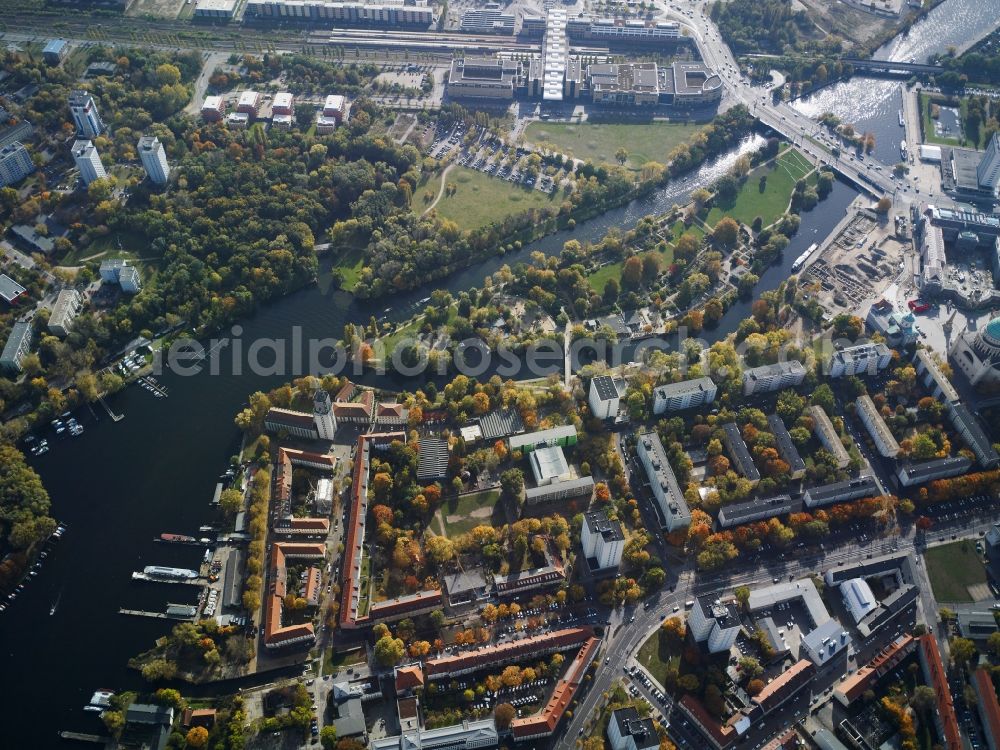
[138,377,168,398]
[211,482,222,506]
[58,731,109,745]
[119,605,197,622]
[131,571,204,586]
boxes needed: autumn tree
[713,217,740,249]
[185,726,209,747]
[494,702,515,729]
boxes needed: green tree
[713,217,740,249]
[320,726,338,749]
[374,635,406,667]
[500,468,524,503]
[219,488,243,517]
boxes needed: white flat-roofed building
[800,619,852,668]
[581,510,624,571]
[914,348,960,403]
[653,376,717,414]
[588,375,620,419]
[448,57,518,100]
[245,0,434,27]
[0,321,33,375]
[69,90,104,138]
[0,142,34,187]
[237,90,261,117]
[226,112,250,129]
[807,404,851,469]
[48,288,83,337]
[530,445,572,485]
[508,425,577,453]
[371,718,498,750]
[138,135,169,186]
[742,360,806,395]
[689,594,742,653]
[588,62,661,106]
[828,343,893,378]
[636,431,690,532]
[272,92,294,115]
[194,0,238,17]
[855,395,900,458]
[272,114,293,130]
[71,139,106,186]
[748,578,830,628]
[567,15,681,44]
[99,259,142,294]
[323,94,347,120]
[201,95,225,121]
[543,9,567,101]
[842,578,878,623]
[460,8,514,34]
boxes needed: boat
[142,566,199,580]
[900,140,908,158]
[159,533,197,544]
[50,590,61,616]
[84,689,115,712]
[791,243,819,272]
[898,109,904,127]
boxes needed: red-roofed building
[339,432,408,629]
[376,402,408,426]
[762,729,799,750]
[511,637,600,741]
[678,695,737,750]
[334,390,375,424]
[835,635,916,707]
[274,517,330,537]
[181,708,217,729]
[751,660,814,715]
[276,448,293,503]
[304,566,322,608]
[425,627,594,680]
[335,380,357,403]
[395,665,425,696]
[918,635,962,750]
[369,589,442,624]
[265,542,326,649]
[973,669,1000,750]
[281,446,336,472]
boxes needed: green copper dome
[986,317,1000,344]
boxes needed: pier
[211,482,222,506]
[119,607,197,622]
[97,395,123,422]
[138,376,168,398]
[58,731,110,745]
[131,571,205,586]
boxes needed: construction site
[800,208,910,316]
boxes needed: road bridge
[841,57,942,75]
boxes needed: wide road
[556,490,998,748]
[665,0,913,200]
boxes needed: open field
[437,488,501,537]
[636,628,681,687]
[330,244,366,292]
[704,149,813,229]
[523,121,702,170]
[924,539,987,602]
[587,243,675,293]
[59,229,148,266]
[428,167,558,231]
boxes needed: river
[0,0,986,739]
[792,0,1000,166]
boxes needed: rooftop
[767,414,806,475]
[0,273,26,303]
[530,444,570,483]
[584,509,625,542]
[722,423,761,482]
[591,374,619,401]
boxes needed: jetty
[131,571,204,586]
[119,604,197,622]
[211,482,222,506]
[97,395,123,422]
[58,731,109,745]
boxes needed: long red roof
[919,635,962,750]
[425,627,594,678]
[510,637,600,738]
[974,669,1000,750]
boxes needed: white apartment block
[742,360,806,395]
[652,376,717,414]
[828,343,892,378]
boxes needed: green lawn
[636,628,680,687]
[60,229,147,266]
[924,539,987,602]
[524,121,702,170]
[439,489,501,537]
[322,647,366,675]
[920,93,962,147]
[705,149,814,229]
[586,239,676,293]
[429,167,558,231]
[330,244,366,292]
